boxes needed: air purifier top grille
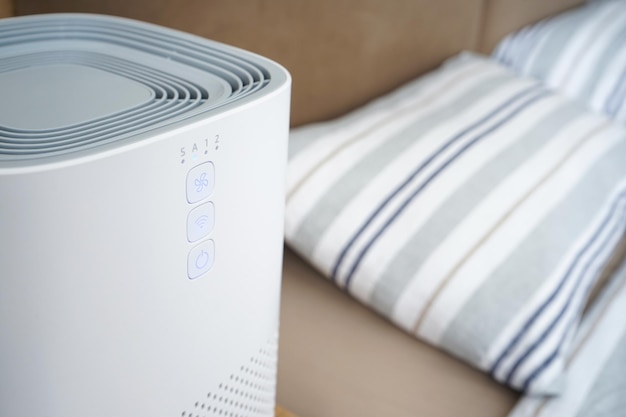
[0,14,287,161]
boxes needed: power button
[187,240,215,280]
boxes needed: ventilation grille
[0,15,273,160]
[181,334,279,417]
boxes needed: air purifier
[0,14,290,417]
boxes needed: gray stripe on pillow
[494,0,626,125]
[526,9,591,80]
[577,26,626,104]
[290,74,516,258]
[288,69,446,160]
[440,135,626,365]
[515,23,548,70]
[286,60,486,202]
[507,259,626,416]
[369,102,585,316]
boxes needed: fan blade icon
[194,172,209,192]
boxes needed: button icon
[187,202,215,242]
[195,250,211,269]
[187,162,214,204]
[188,240,215,280]
[194,172,209,193]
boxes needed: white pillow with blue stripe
[285,53,626,394]
[493,0,626,124]
[508,258,626,417]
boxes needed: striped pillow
[493,0,626,124]
[508,259,626,417]
[285,53,626,394]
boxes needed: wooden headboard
[4,0,583,126]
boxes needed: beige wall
[0,0,13,17]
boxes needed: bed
[5,1,626,416]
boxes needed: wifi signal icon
[188,204,214,242]
[195,215,210,230]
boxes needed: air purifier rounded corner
[0,13,290,417]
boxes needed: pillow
[493,0,626,124]
[508,258,626,417]
[285,53,626,394]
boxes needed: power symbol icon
[188,240,215,280]
[195,250,210,269]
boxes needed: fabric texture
[493,0,626,124]
[285,53,626,394]
[277,248,518,417]
[508,258,626,417]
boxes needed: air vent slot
[0,15,274,160]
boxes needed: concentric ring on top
[0,14,274,160]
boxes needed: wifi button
[187,202,215,242]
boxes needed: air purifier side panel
[0,86,290,417]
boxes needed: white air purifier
[0,14,290,417]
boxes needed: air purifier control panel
[185,161,216,279]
